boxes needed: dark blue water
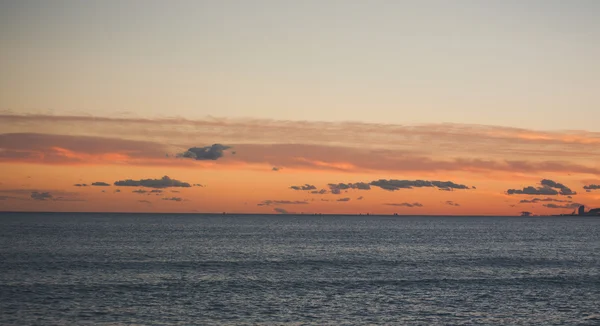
[1,213,599,325]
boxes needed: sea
[0,213,599,325]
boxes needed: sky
[1,0,600,215]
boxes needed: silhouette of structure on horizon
[577,205,600,216]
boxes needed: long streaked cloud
[519,197,572,204]
[91,182,110,187]
[162,197,183,202]
[257,200,309,206]
[2,114,600,176]
[31,191,52,201]
[0,189,82,202]
[384,202,424,207]
[445,201,460,206]
[370,179,471,191]
[114,176,191,188]
[290,184,317,191]
[4,114,600,151]
[543,203,583,209]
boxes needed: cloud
[4,122,600,177]
[114,176,191,188]
[274,208,289,214]
[132,189,147,194]
[384,202,424,207]
[258,200,309,206]
[543,203,583,209]
[507,179,576,196]
[357,196,363,200]
[583,184,600,191]
[540,179,576,195]
[91,182,110,186]
[150,189,163,193]
[138,200,151,204]
[507,186,558,195]
[310,189,328,194]
[272,167,280,171]
[162,197,183,202]
[328,182,371,193]
[290,184,317,191]
[519,197,571,204]
[115,189,121,193]
[30,191,52,201]
[0,195,20,200]
[193,184,205,187]
[171,190,180,193]
[370,179,471,191]
[337,197,351,202]
[0,133,170,165]
[74,184,88,187]
[178,144,231,160]
[445,201,460,206]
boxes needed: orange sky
[2,114,600,215]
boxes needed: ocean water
[0,213,599,325]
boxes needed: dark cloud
[337,197,351,202]
[178,144,231,160]
[274,208,289,214]
[162,197,183,202]
[445,201,460,206]
[74,184,88,187]
[150,189,163,193]
[91,182,110,186]
[132,189,147,194]
[171,190,180,193]
[370,179,470,191]
[193,184,204,187]
[310,189,328,194]
[507,186,558,195]
[31,191,52,201]
[384,202,424,207]
[0,195,21,200]
[258,200,309,206]
[138,200,151,204]
[540,179,576,195]
[583,184,600,191]
[290,184,317,191]
[507,179,576,196]
[357,196,363,200]
[321,199,330,201]
[114,176,191,188]
[272,167,280,171]
[544,203,583,209]
[519,197,571,204]
[328,182,371,193]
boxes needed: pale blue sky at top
[1,0,599,131]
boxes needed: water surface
[1,213,599,325]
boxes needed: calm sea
[1,213,599,325]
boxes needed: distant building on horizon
[578,205,600,216]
